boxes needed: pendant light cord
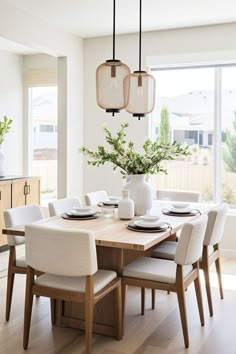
[139,0,142,71]
[113,0,116,60]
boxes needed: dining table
[2,201,214,338]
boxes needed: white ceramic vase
[123,174,153,216]
[0,145,6,176]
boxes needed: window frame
[150,63,236,206]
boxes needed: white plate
[169,206,192,214]
[171,202,190,209]
[69,209,97,216]
[73,206,94,213]
[139,215,160,222]
[134,220,165,228]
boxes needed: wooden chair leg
[85,276,94,354]
[115,283,122,340]
[35,275,40,298]
[50,299,56,326]
[6,270,15,321]
[194,276,204,326]
[121,281,127,334]
[177,288,189,348]
[176,265,189,348]
[151,289,155,310]
[141,287,145,315]
[23,267,34,350]
[215,257,224,299]
[203,267,213,317]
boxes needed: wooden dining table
[2,201,213,338]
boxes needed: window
[151,65,236,207]
[151,67,215,203]
[28,86,58,205]
[39,124,54,133]
[221,67,236,207]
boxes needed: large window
[29,86,58,205]
[221,68,236,207]
[151,65,236,208]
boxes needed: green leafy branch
[80,122,190,176]
[0,116,13,145]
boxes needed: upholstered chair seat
[122,215,208,348]
[35,269,117,293]
[123,257,193,284]
[151,204,228,317]
[4,204,44,321]
[23,225,122,354]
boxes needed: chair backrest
[25,224,98,277]
[204,203,228,246]
[156,189,201,202]
[48,197,82,216]
[85,190,108,206]
[4,205,44,246]
[175,215,208,265]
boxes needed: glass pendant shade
[96,59,130,114]
[124,71,156,117]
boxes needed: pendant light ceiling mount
[96,0,130,117]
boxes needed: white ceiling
[0,37,36,54]
[7,0,236,38]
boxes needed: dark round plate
[162,208,201,217]
[62,212,100,220]
[97,202,118,208]
[127,221,171,233]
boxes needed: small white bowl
[139,215,160,222]
[109,196,121,201]
[171,202,190,209]
[73,206,94,212]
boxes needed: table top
[2,202,214,251]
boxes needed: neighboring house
[154,89,236,146]
[32,90,57,151]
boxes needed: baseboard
[221,248,236,259]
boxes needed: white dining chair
[23,224,122,353]
[152,203,228,316]
[85,190,108,206]
[48,197,82,216]
[122,215,208,348]
[156,188,201,202]
[3,204,44,321]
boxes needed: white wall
[84,23,236,250]
[0,0,84,199]
[23,54,57,73]
[0,51,23,174]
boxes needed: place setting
[161,202,201,217]
[127,214,172,233]
[97,196,121,208]
[61,206,100,220]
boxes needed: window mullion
[214,67,222,204]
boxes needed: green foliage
[223,113,236,172]
[160,106,171,144]
[0,116,13,145]
[81,122,190,177]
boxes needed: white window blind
[24,70,57,86]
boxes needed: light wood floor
[0,248,236,354]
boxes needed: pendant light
[124,0,156,119]
[96,0,130,116]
